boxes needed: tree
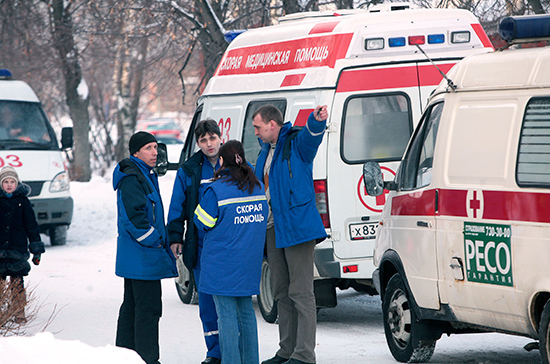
[48,0,92,182]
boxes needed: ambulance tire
[539,300,550,364]
[258,258,278,323]
[175,254,198,305]
[49,225,67,246]
[383,273,436,363]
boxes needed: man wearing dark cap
[113,131,178,364]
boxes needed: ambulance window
[0,100,57,149]
[517,97,550,187]
[341,93,412,163]
[400,102,443,190]
[242,100,286,166]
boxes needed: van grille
[23,181,44,197]
[517,97,550,186]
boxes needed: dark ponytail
[213,140,261,193]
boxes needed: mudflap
[314,278,338,308]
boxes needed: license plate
[349,222,378,240]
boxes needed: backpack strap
[282,126,303,161]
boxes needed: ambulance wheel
[175,254,198,305]
[383,273,436,363]
[258,258,278,323]
[49,225,67,246]
[539,300,550,364]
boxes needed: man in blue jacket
[113,131,178,364]
[253,105,328,364]
[167,119,222,364]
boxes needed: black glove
[29,241,45,255]
[32,254,41,265]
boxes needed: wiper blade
[0,139,53,150]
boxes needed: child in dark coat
[0,166,44,312]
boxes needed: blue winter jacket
[194,176,268,296]
[113,156,177,280]
[255,112,328,249]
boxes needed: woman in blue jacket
[194,140,268,364]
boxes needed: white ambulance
[172,3,493,321]
[364,14,550,364]
[0,69,73,246]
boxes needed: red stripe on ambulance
[294,109,314,127]
[336,63,456,93]
[281,74,306,87]
[391,189,436,216]
[214,33,354,76]
[471,23,494,49]
[308,21,341,34]
[392,188,550,224]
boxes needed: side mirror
[61,127,73,149]
[363,161,384,196]
[155,143,168,177]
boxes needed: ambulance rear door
[328,60,449,264]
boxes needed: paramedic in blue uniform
[194,140,268,364]
[253,104,328,364]
[113,131,178,364]
[167,119,222,364]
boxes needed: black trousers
[116,278,162,364]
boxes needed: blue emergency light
[388,37,406,47]
[499,14,550,43]
[428,34,445,44]
[224,30,247,43]
[0,69,13,80]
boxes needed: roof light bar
[365,38,384,50]
[499,14,550,43]
[388,37,406,47]
[451,31,470,44]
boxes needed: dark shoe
[201,357,221,364]
[284,359,313,364]
[262,355,289,364]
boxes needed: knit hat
[129,131,157,155]
[0,166,19,185]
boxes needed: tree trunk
[114,39,134,162]
[51,0,91,182]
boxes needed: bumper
[30,196,74,227]
[314,240,376,281]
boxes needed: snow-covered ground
[0,169,545,364]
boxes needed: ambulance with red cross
[172,3,494,321]
[364,14,550,364]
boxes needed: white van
[171,4,493,321]
[364,14,550,364]
[0,69,73,246]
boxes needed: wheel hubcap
[387,289,412,349]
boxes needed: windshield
[0,100,58,150]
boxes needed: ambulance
[0,69,73,246]
[172,3,494,321]
[364,14,550,364]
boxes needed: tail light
[314,179,330,228]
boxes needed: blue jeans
[195,245,221,359]
[212,295,259,364]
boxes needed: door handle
[416,221,430,228]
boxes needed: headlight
[49,171,70,192]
